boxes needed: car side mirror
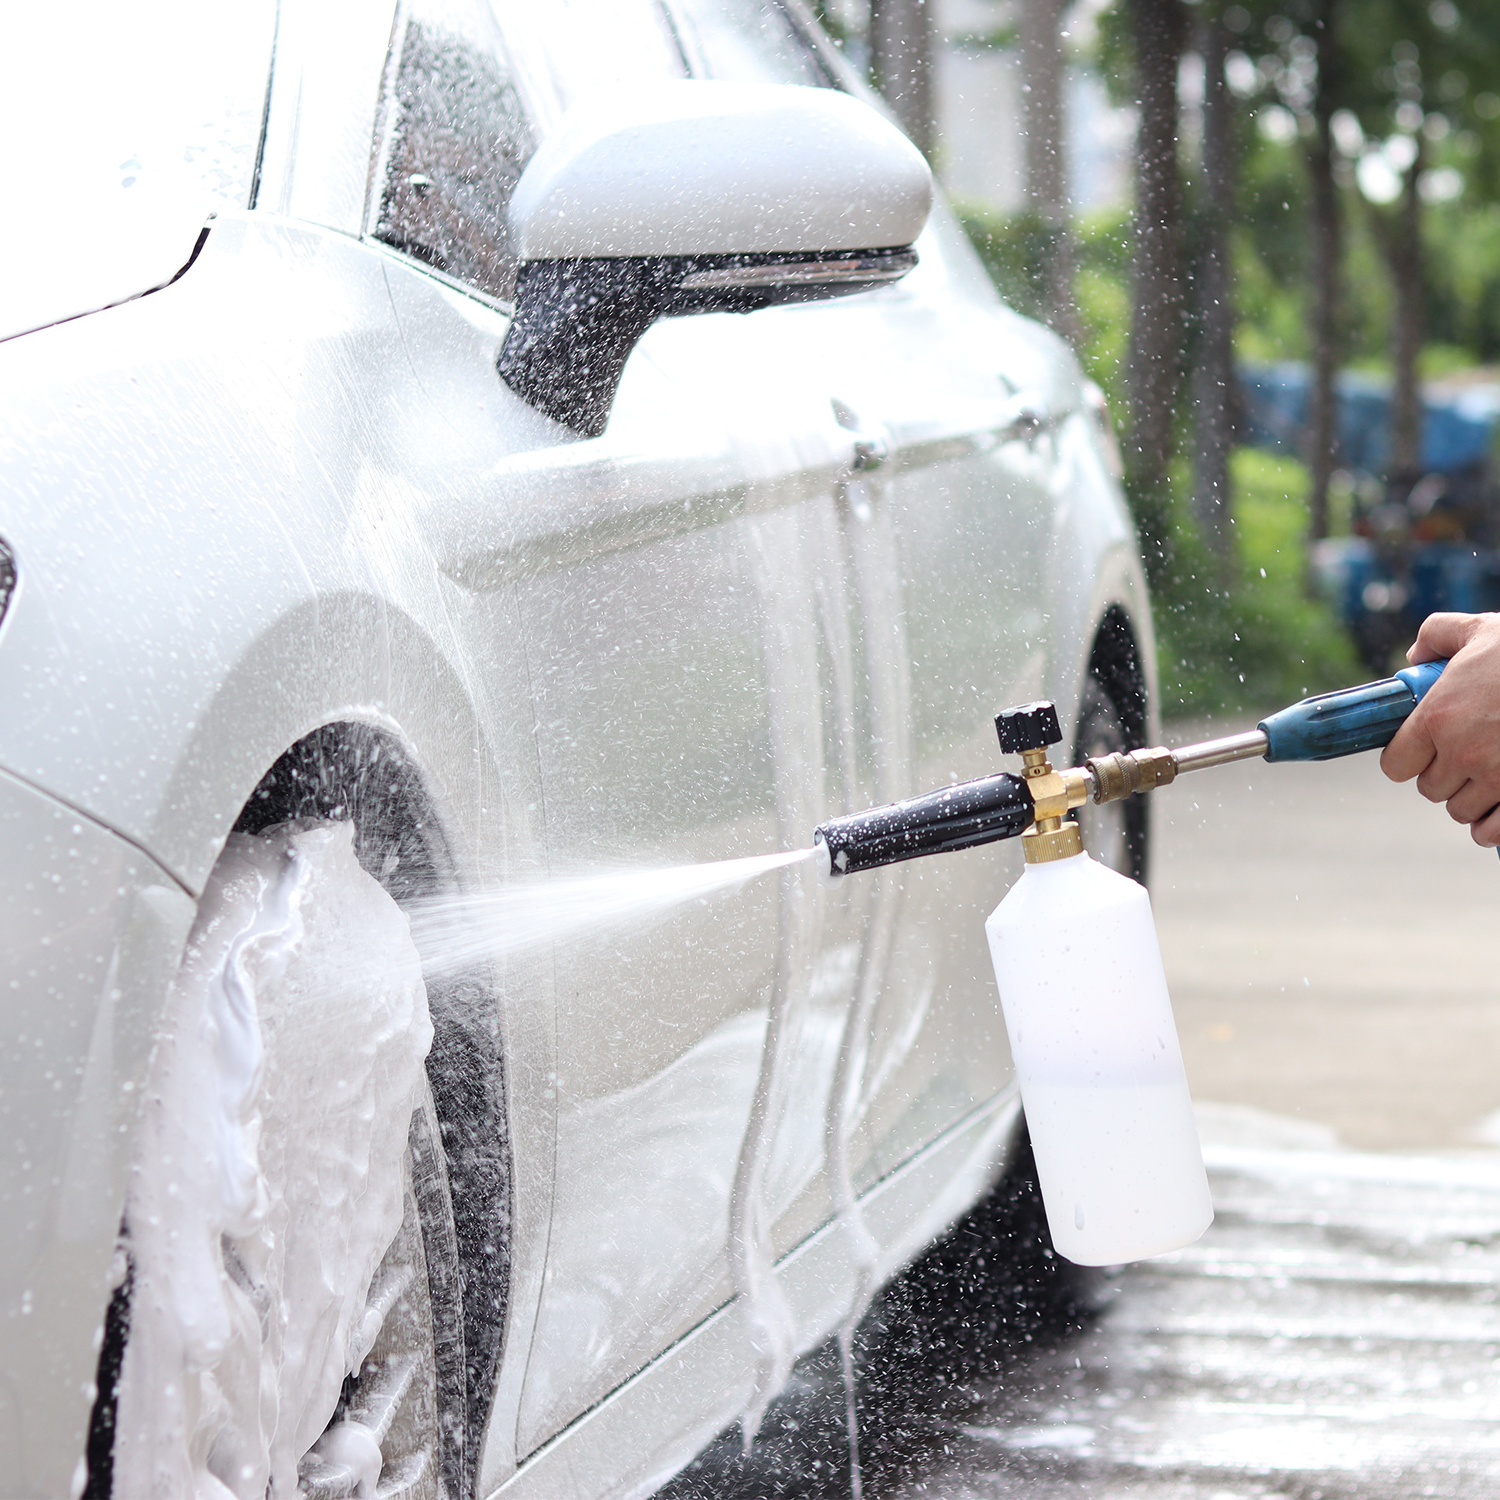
[497,81,932,437]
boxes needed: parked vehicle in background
[1243,362,1500,674]
[0,2,1154,1496]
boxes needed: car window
[370,0,536,301]
[665,0,834,88]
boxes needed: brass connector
[1019,747,1068,822]
[1085,746,1178,805]
[1060,765,1092,811]
[1018,745,1085,863]
[1021,745,1183,859]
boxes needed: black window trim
[362,0,536,311]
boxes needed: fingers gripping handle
[1258,659,1447,762]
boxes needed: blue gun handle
[1395,659,1446,702]
[1259,659,1449,762]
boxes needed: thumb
[1407,611,1479,664]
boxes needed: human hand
[1380,611,1500,846]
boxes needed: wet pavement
[880,1108,1500,1499]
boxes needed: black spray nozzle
[814,770,1033,876]
[816,699,1064,876]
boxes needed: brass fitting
[1019,744,1184,860]
[1085,746,1178,805]
[1019,745,1086,863]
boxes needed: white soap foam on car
[112,821,432,1500]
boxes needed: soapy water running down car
[0,1,1156,1495]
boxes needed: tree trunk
[1125,0,1187,585]
[1019,0,1078,342]
[869,0,935,159]
[1387,140,1426,490]
[1304,0,1343,541]
[1191,7,1237,563]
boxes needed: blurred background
[818,0,1500,711]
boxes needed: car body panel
[0,769,194,1499]
[490,1087,1020,1500]
[386,253,802,1450]
[0,215,561,1489]
[0,0,275,345]
[385,241,905,1451]
[0,215,540,898]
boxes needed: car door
[665,0,1063,1239]
[369,0,873,1460]
[808,218,1067,1190]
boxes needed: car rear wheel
[1072,670,1147,881]
[86,821,464,1500]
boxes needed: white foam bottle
[987,703,1211,1266]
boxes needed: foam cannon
[813,662,1446,1268]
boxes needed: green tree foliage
[1103,0,1500,705]
[1216,0,1500,380]
[951,0,1500,708]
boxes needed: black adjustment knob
[995,700,1061,755]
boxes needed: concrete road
[880,1110,1500,1500]
[1153,721,1500,1151]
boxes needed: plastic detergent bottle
[986,704,1211,1266]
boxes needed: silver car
[0,1,1155,1496]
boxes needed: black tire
[87,831,468,1500]
[1072,670,1148,883]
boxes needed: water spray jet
[813,660,1450,1266]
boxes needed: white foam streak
[406,846,816,977]
[113,824,432,1499]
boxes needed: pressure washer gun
[814,659,1449,1270]
[814,659,1448,877]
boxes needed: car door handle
[998,393,1050,444]
[852,430,889,471]
[832,399,890,472]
